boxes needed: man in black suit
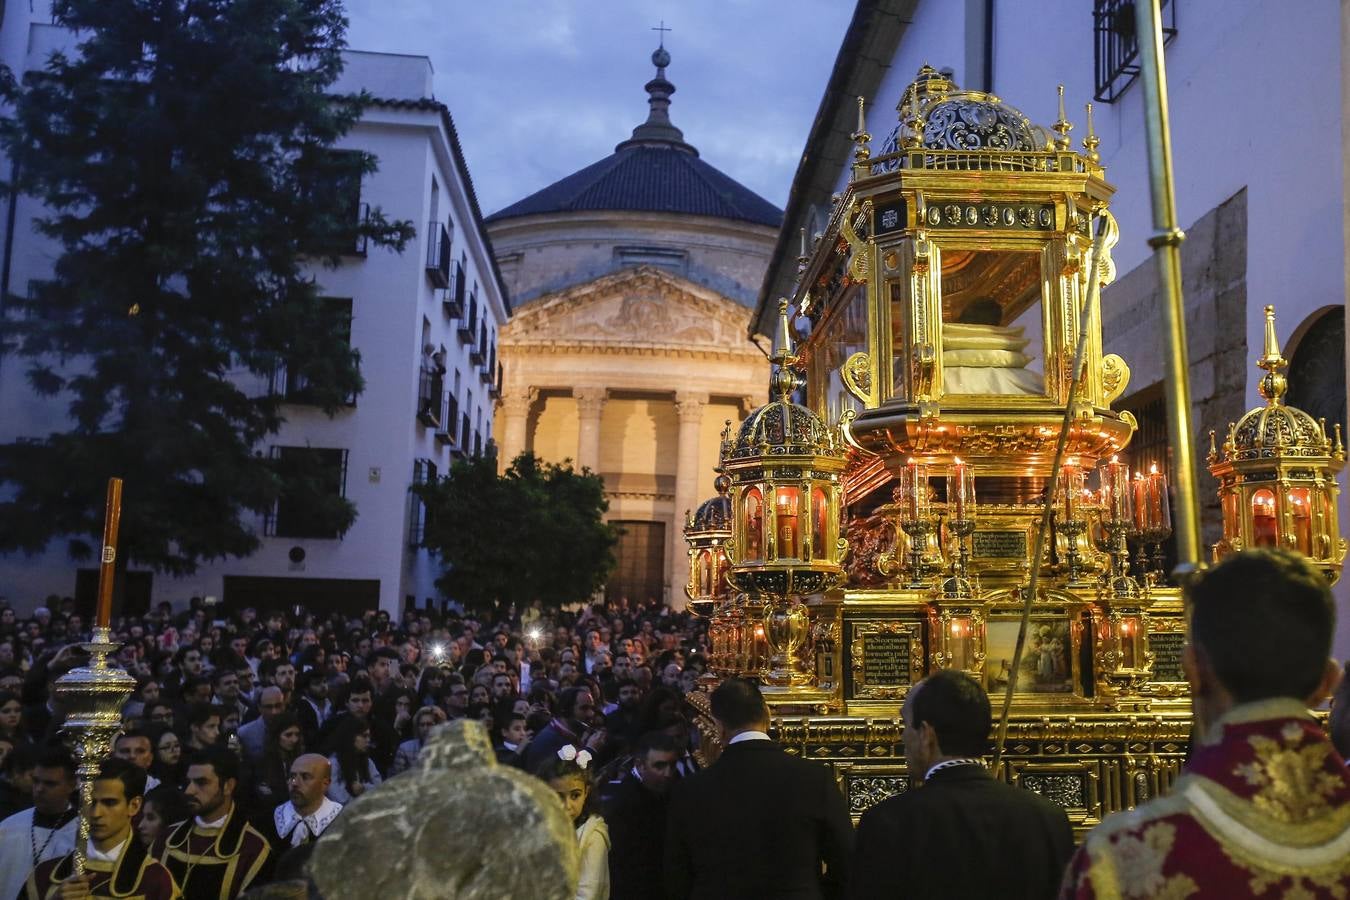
[603,731,679,899]
[850,669,1073,900]
[665,678,853,900]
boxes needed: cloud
[342,1,853,215]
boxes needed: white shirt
[195,811,229,830]
[86,836,128,865]
[0,808,78,900]
[728,730,771,745]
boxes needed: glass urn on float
[1207,305,1346,581]
[722,300,848,700]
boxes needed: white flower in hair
[557,745,578,762]
[575,750,593,770]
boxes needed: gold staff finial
[769,299,798,399]
[1083,102,1100,162]
[851,95,871,169]
[904,81,923,150]
[1257,305,1288,405]
[1052,84,1073,150]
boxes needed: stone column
[574,386,608,473]
[670,391,708,609]
[495,387,536,472]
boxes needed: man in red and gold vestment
[1061,548,1349,898]
[152,748,270,900]
[23,758,179,899]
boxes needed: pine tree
[416,452,619,612]
[0,0,413,574]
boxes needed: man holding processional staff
[36,479,182,898]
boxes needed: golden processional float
[683,55,1345,832]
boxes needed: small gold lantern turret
[684,465,733,617]
[725,300,848,689]
[1208,305,1347,581]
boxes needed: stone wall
[1102,189,1249,551]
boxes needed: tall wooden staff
[53,477,136,874]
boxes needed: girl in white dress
[537,744,610,900]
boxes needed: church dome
[486,46,782,229]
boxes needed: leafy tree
[416,452,619,612]
[0,0,413,574]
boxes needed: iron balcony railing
[426,220,452,288]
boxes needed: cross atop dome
[617,28,697,155]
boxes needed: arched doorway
[1286,306,1346,434]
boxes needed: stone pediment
[501,266,757,354]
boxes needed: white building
[0,11,508,615]
[757,0,1350,657]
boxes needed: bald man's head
[288,752,332,814]
[258,686,285,722]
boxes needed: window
[408,458,437,547]
[614,245,688,275]
[1094,0,1177,103]
[266,446,350,539]
[272,298,355,406]
[298,149,368,256]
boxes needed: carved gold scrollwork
[840,199,873,283]
[840,351,873,405]
[1101,353,1131,404]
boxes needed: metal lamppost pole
[1133,0,1204,576]
[52,478,136,874]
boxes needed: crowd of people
[0,594,710,898]
[0,547,1348,899]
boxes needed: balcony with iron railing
[302,202,370,257]
[270,362,357,407]
[417,369,444,428]
[457,297,476,344]
[442,263,466,319]
[488,362,503,400]
[426,220,452,288]
[435,392,459,446]
[459,412,472,452]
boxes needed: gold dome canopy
[1208,305,1346,579]
[729,302,844,462]
[689,473,733,531]
[875,64,1051,171]
[1224,308,1335,462]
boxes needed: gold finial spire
[1257,304,1289,405]
[770,299,798,399]
[904,77,924,150]
[1207,429,1218,462]
[1082,102,1100,162]
[1335,423,1345,459]
[851,95,871,168]
[1052,84,1072,150]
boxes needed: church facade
[489,45,780,606]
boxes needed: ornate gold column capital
[674,390,708,424]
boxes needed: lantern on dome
[1208,306,1347,581]
[684,467,733,617]
[725,300,848,686]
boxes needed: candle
[949,616,971,670]
[1290,489,1312,555]
[1119,617,1138,668]
[1131,472,1148,532]
[1252,490,1278,546]
[1058,459,1083,522]
[1100,456,1133,525]
[948,458,974,522]
[1146,464,1170,532]
[902,458,929,523]
[96,477,124,629]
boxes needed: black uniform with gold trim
[152,806,270,900]
[22,836,180,899]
